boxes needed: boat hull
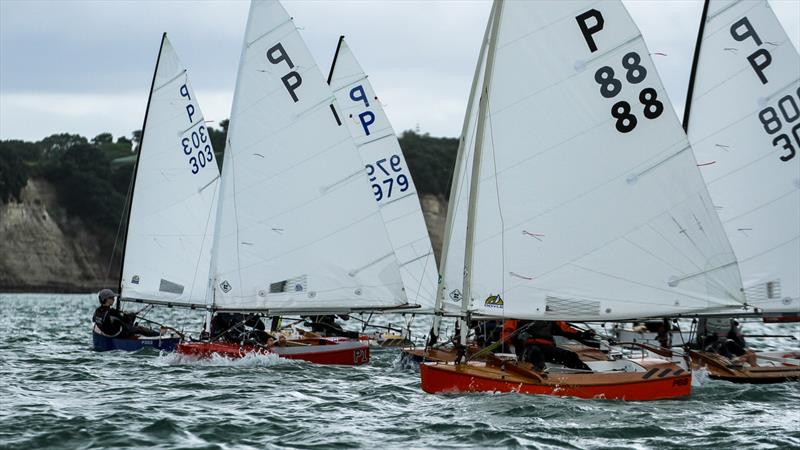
[92,330,180,352]
[177,339,370,365]
[420,361,691,401]
[690,350,800,384]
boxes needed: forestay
[459,0,745,322]
[327,37,438,312]
[120,34,219,306]
[212,0,407,312]
[685,0,800,316]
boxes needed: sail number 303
[366,155,409,202]
[181,125,214,174]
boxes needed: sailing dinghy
[93,34,218,352]
[177,0,414,364]
[419,0,748,400]
[680,0,800,382]
[326,36,439,346]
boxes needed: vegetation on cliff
[1,125,456,241]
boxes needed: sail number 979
[758,87,800,162]
[366,154,409,202]
[180,125,214,174]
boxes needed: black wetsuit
[518,321,592,371]
[93,306,158,338]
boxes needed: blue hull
[92,330,180,352]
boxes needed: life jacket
[501,319,518,342]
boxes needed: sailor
[696,318,759,367]
[93,289,158,338]
[210,313,267,343]
[518,321,593,372]
[306,315,359,339]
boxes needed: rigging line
[487,107,505,300]
[187,177,220,302]
[411,252,434,305]
[106,161,136,280]
[230,137,245,300]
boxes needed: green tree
[0,142,30,203]
[398,130,459,198]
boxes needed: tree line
[0,124,457,239]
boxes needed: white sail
[211,0,407,312]
[120,34,219,306]
[685,0,799,316]
[455,0,745,322]
[327,37,438,312]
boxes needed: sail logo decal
[131,275,140,285]
[484,295,504,309]
[449,289,462,303]
[576,9,663,134]
[219,280,232,293]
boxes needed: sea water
[1,293,798,449]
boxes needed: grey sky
[1,0,798,142]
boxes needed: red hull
[420,363,691,401]
[177,340,370,365]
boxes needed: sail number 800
[180,125,214,174]
[759,87,800,162]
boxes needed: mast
[682,0,710,132]
[203,0,257,332]
[117,32,167,302]
[428,0,496,345]
[459,0,504,346]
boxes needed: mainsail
[684,0,800,316]
[120,34,220,306]
[211,0,408,312]
[326,36,438,312]
[449,0,745,323]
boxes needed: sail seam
[153,70,188,92]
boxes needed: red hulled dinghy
[177,337,370,365]
[420,354,691,401]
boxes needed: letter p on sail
[576,9,604,53]
[349,85,370,107]
[358,111,375,136]
[266,42,295,68]
[179,84,191,100]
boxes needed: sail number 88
[366,154,409,202]
[759,87,800,162]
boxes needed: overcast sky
[1,0,798,142]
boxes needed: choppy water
[1,294,799,449]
